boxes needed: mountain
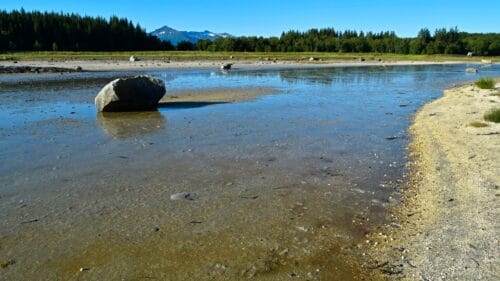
[150,26,232,45]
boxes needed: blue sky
[2,0,499,37]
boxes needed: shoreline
[0,59,485,73]
[367,80,499,279]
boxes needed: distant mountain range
[150,26,232,45]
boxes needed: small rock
[170,192,198,201]
[220,63,233,70]
[465,68,478,74]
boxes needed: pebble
[170,192,198,201]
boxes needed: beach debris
[239,195,259,199]
[296,226,309,232]
[170,192,198,201]
[465,68,478,74]
[79,267,90,272]
[20,218,39,224]
[220,63,233,70]
[0,259,15,269]
[129,55,139,62]
[95,75,165,112]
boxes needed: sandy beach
[366,81,499,279]
[0,59,471,72]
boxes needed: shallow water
[0,64,499,280]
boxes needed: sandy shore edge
[366,80,499,280]
[0,59,482,72]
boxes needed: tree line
[0,9,173,51]
[191,28,499,55]
[1,9,499,55]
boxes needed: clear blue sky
[2,0,499,37]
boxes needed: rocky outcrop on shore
[0,65,83,74]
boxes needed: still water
[0,64,498,280]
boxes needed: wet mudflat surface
[0,64,499,280]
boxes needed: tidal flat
[0,64,499,280]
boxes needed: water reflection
[97,111,166,138]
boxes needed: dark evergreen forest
[0,9,172,51]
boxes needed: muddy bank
[367,81,499,279]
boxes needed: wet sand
[0,73,390,280]
[2,66,499,280]
[367,81,499,279]
[162,87,281,103]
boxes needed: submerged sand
[367,81,499,279]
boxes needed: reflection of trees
[213,65,474,87]
[97,111,166,139]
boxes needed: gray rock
[465,68,478,74]
[170,192,198,201]
[95,76,166,112]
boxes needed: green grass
[484,108,500,123]
[1,51,499,62]
[475,77,496,89]
[469,121,489,128]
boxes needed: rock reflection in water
[97,111,166,138]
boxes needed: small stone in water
[170,192,198,201]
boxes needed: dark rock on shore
[0,65,83,74]
[94,75,166,112]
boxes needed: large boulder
[95,75,166,112]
